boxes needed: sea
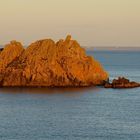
[0,50,140,140]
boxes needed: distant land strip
[84,46,140,51]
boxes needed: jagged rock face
[0,35,108,87]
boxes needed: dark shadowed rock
[104,77,140,89]
[0,48,3,51]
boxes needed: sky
[0,0,140,47]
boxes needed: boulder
[104,77,140,88]
[0,35,108,87]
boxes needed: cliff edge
[0,35,108,87]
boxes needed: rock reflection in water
[0,87,99,96]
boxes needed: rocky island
[0,35,108,87]
[104,77,140,89]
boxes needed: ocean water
[0,50,140,140]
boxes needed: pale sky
[0,0,140,47]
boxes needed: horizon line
[0,44,140,50]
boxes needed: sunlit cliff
[0,35,108,87]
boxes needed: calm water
[0,50,140,140]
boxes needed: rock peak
[65,35,72,42]
[10,40,22,46]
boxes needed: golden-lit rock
[0,41,24,71]
[0,35,108,87]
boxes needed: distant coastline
[85,46,140,51]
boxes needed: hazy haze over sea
[1,0,140,47]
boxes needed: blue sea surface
[0,50,140,140]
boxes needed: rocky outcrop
[104,77,140,88]
[0,41,24,71]
[0,35,108,87]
